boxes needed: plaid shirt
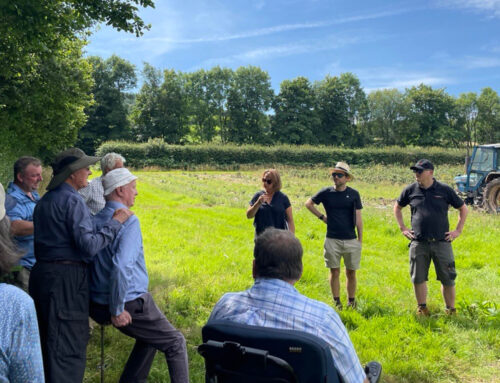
[209,278,366,383]
[79,176,105,215]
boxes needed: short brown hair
[14,156,41,181]
[262,169,282,192]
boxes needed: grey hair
[0,217,22,276]
[100,153,125,173]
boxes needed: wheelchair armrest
[364,361,382,383]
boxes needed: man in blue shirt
[29,148,134,383]
[89,168,189,383]
[6,156,42,290]
[209,228,368,383]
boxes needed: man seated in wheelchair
[208,228,369,383]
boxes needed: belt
[39,260,87,267]
[414,238,446,243]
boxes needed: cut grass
[84,165,499,383]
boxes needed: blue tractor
[454,143,500,213]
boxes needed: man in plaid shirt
[79,152,125,215]
[209,228,368,383]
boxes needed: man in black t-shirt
[305,162,363,309]
[394,159,468,316]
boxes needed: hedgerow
[97,138,465,169]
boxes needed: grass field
[84,165,499,383]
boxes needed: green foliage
[0,0,154,159]
[272,77,320,144]
[97,140,466,168]
[477,87,500,143]
[315,72,368,147]
[131,65,188,144]
[77,55,137,154]
[226,66,274,144]
[402,84,457,147]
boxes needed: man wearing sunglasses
[394,159,468,316]
[305,162,363,309]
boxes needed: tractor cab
[454,143,500,212]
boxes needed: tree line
[1,1,498,163]
[77,57,499,154]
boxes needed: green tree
[227,66,274,144]
[206,67,233,143]
[272,77,320,144]
[476,87,500,143]
[132,65,188,143]
[366,89,405,145]
[0,37,93,161]
[315,73,368,146]
[185,70,217,142]
[0,0,153,159]
[77,55,137,153]
[454,93,478,154]
[401,84,455,146]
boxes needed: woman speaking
[247,169,295,236]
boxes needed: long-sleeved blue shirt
[34,183,121,263]
[89,201,149,316]
[6,182,40,269]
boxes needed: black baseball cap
[410,159,434,171]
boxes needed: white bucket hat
[102,168,137,196]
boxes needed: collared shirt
[6,182,40,269]
[89,201,149,316]
[0,283,44,382]
[79,176,105,215]
[34,183,121,263]
[397,179,464,240]
[209,278,366,383]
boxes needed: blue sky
[86,0,500,96]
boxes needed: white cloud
[329,66,452,92]
[463,56,500,68]
[439,0,500,18]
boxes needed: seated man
[89,168,189,383]
[209,228,368,383]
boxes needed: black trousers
[90,292,189,383]
[29,261,90,383]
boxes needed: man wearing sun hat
[305,161,363,309]
[29,148,134,383]
[89,168,189,383]
[394,159,468,316]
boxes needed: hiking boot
[416,306,430,316]
[445,308,457,316]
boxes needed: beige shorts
[323,238,362,270]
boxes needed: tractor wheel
[483,178,500,213]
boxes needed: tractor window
[471,148,494,172]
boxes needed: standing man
[305,162,363,309]
[79,152,125,215]
[89,168,189,383]
[6,156,43,290]
[394,159,467,316]
[209,228,368,383]
[29,148,133,383]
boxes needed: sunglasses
[331,173,346,178]
[262,178,272,184]
[412,169,424,174]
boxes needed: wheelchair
[198,320,381,383]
